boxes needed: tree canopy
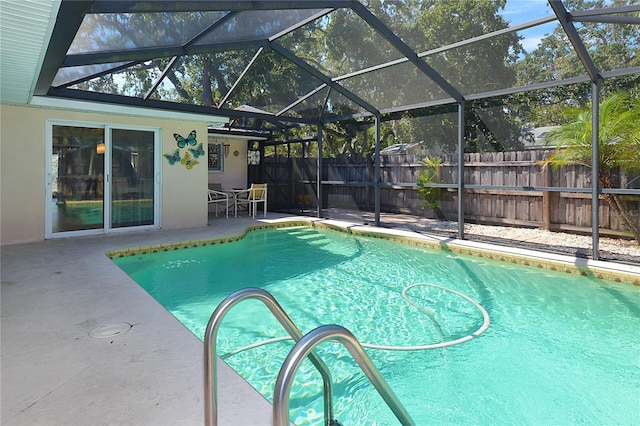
[516,0,639,128]
[68,0,638,157]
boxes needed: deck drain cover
[89,322,132,339]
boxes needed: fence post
[542,165,553,230]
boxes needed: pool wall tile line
[106,218,640,286]
[105,220,311,259]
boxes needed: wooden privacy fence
[263,150,640,237]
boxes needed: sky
[500,0,554,26]
[499,0,557,52]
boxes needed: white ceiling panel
[0,0,60,105]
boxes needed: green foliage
[68,1,638,159]
[541,92,640,174]
[365,0,523,154]
[516,0,640,127]
[416,156,444,209]
[540,92,640,243]
[464,99,527,153]
[70,1,523,156]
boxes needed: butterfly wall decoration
[181,151,199,170]
[163,149,181,165]
[188,143,205,159]
[174,130,197,148]
[165,130,202,170]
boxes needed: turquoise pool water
[114,226,640,425]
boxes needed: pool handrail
[204,287,335,426]
[273,324,415,426]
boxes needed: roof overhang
[208,127,270,141]
[31,95,229,125]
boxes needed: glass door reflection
[51,125,105,233]
[110,128,155,228]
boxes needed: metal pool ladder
[204,287,414,426]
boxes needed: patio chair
[208,184,229,218]
[235,183,267,218]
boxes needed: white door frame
[45,120,161,238]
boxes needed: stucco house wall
[0,103,241,245]
[206,135,249,192]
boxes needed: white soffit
[0,0,60,105]
[31,96,229,125]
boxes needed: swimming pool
[113,225,640,425]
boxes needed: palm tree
[541,92,640,244]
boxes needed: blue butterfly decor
[174,130,197,148]
[189,143,205,159]
[164,130,201,170]
[163,149,181,165]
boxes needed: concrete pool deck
[1,216,278,426]
[2,213,639,425]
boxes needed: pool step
[288,228,332,246]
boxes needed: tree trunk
[600,173,640,244]
[201,58,214,106]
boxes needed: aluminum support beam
[351,2,464,104]
[59,61,145,88]
[374,115,381,226]
[144,56,179,100]
[219,47,265,107]
[458,102,465,240]
[277,83,328,117]
[90,1,353,13]
[34,1,93,95]
[574,15,640,25]
[62,40,269,68]
[549,0,601,82]
[269,9,335,41]
[317,124,323,218]
[571,4,640,18]
[47,87,312,126]
[270,42,380,116]
[591,81,600,260]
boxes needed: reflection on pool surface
[114,226,640,425]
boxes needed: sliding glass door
[110,128,156,228]
[47,122,159,237]
[49,124,105,233]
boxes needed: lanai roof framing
[36,1,640,129]
[34,0,640,127]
